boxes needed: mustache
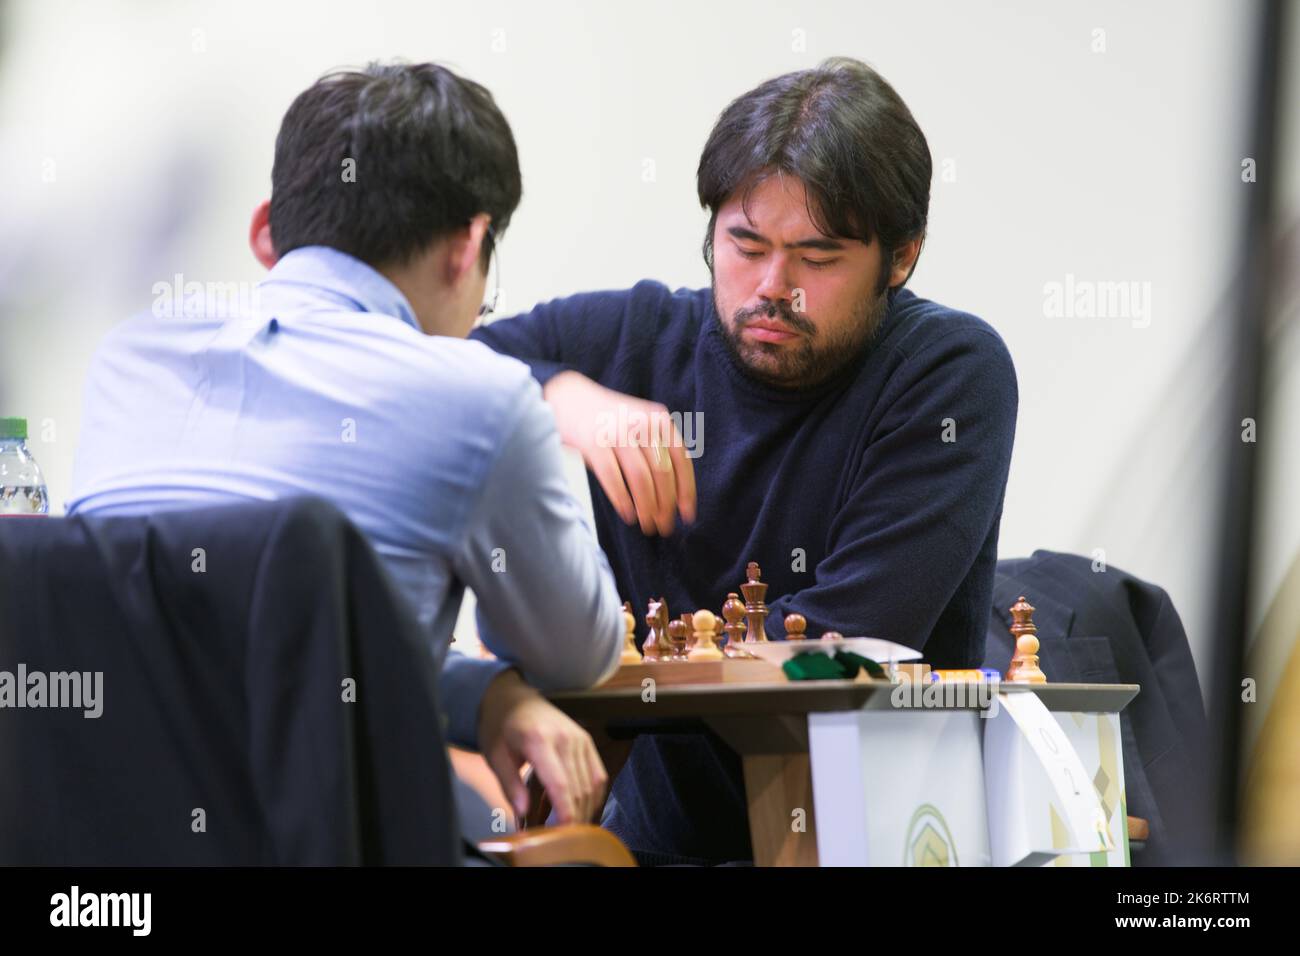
[732,300,816,337]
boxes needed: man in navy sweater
[472,57,1018,864]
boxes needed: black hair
[697,57,931,294]
[270,61,521,269]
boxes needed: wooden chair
[478,825,636,867]
[451,747,637,867]
[1127,815,1150,853]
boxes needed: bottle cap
[0,417,28,440]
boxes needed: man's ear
[888,235,924,288]
[249,199,277,270]
[444,213,491,284]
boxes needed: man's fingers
[665,437,696,525]
[563,739,594,824]
[566,734,598,823]
[550,377,699,531]
[639,442,677,536]
[616,445,661,536]
[651,408,694,530]
[485,746,529,821]
[525,741,577,824]
[551,726,604,823]
[588,447,636,525]
[577,735,609,823]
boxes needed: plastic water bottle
[0,418,49,516]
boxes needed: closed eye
[736,247,764,260]
[803,258,838,269]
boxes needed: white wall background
[2,0,1288,689]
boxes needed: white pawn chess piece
[688,609,723,661]
[619,601,643,665]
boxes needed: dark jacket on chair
[984,550,1213,865]
[0,497,461,865]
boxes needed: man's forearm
[438,652,514,750]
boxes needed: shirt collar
[260,245,421,331]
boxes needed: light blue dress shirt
[68,246,624,748]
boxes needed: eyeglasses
[477,225,500,321]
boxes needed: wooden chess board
[617,558,1047,690]
[601,658,785,690]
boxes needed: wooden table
[548,677,1139,866]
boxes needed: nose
[754,253,794,305]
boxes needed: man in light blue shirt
[68,63,623,827]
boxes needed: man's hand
[476,669,608,825]
[543,370,696,536]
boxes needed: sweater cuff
[438,652,515,750]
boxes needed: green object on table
[782,653,848,681]
[835,651,885,679]
[781,650,886,681]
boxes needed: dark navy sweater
[471,281,1018,863]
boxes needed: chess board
[615,560,1047,689]
[621,561,817,674]
[602,658,785,690]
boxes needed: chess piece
[667,619,689,660]
[688,609,723,661]
[1005,595,1046,683]
[644,597,672,662]
[681,612,697,652]
[643,603,660,662]
[820,630,844,642]
[740,561,769,644]
[620,601,642,664]
[721,592,748,657]
[656,597,676,660]
[784,613,807,640]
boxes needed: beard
[711,279,890,390]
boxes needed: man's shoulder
[887,289,1011,360]
[631,279,713,323]
[90,307,543,443]
[94,308,218,351]
[870,290,1018,411]
[385,335,543,432]
[530,279,710,326]
[631,278,712,308]
[84,311,221,388]
[407,334,534,387]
